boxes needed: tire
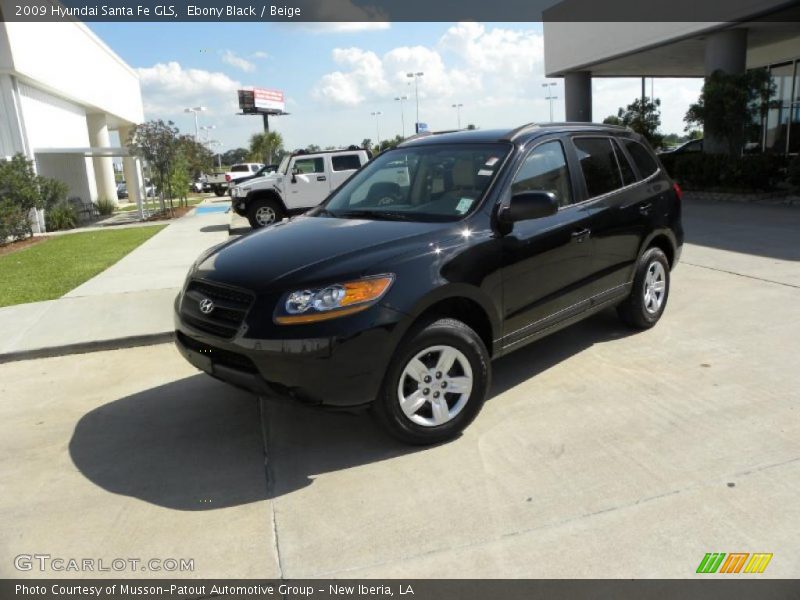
[372,318,490,445]
[247,197,284,229]
[213,185,226,197]
[617,247,670,329]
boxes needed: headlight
[275,275,394,325]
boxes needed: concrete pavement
[0,204,230,361]
[1,199,798,578]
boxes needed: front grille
[181,279,255,339]
[177,332,258,373]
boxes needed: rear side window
[332,154,362,172]
[623,139,659,179]
[573,137,622,198]
[512,140,573,207]
[612,139,637,185]
[230,165,250,172]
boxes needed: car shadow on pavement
[69,309,634,508]
[199,224,230,233]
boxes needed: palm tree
[249,131,284,164]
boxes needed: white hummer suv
[231,148,369,228]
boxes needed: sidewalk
[0,204,231,362]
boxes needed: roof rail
[502,123,541,141]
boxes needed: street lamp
[541,83,557,123]
[406,72,424,132]
[200,124,216,142]
[452,103,464,129]
[184,106,207,140]
[394,95,409,138]
[371,111,383,148]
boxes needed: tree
[377,135,404,153]
[126,120,180,211]
[685,68,774,155]
[615,97,663,147]
[466,124,477,130]
[221,147,249,166]
[305,144,321,153]
[361,139,372,154]
[603,115,623,126]
[176,135,213,179]
[249,131,284,164]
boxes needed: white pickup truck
[231,148,370,228]
[207,162,264,196]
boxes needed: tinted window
[573,137,623,197]
[612,139,637,185]
[230,165,250,172]
[512,140,572,207]
[623,139,659,178]
[294,157,325,174]
[332,154,362,172]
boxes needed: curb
[0,332,175,364]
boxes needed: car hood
[237,172,281,188]
[194,215,453,293]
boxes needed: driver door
[286,156,331,209]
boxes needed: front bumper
[174,294,405,408]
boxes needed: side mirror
[498,191,558,225]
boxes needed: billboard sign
[238,88,285,113]
[415,122,429,133]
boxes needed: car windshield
[230,165,250,172]
[316,143,511,222]
[278,156,291,174]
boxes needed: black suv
[175,124,683,444]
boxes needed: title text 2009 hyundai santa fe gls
[175,124,683,444]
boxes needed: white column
[118,125,142,208]
[86,114,119,204]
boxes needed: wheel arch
[639,230,677,269]
[245,189,287,213]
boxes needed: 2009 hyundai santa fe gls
[175,123,683,444]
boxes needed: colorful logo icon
[696,553,773,574]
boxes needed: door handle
[639,203,653,214]
[316,175,327,182]
[571,228,591,243]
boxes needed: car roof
[398,122,637,148]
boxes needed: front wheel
[247,198,285,229]
[617,247,670,329]
[373,318,490,445]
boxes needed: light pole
[371,111,383,149]
[541,83,557,122]
[184,106,207,140]
[208,141,222,169]
[200,124,216,142]
[395,95,408,138]
[406,72,424,132]
[452,103,464,129]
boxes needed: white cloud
[221,49,256,72]
[251,51,269,59]
[312,23,542,109]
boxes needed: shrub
[45,202,78,231]
[665,153,784,191]
[95,197,116,216]
[0,203,32,244]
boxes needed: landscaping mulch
[0,236,47,257]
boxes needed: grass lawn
[0,225,167,307]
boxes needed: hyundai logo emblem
[198,298,215,314]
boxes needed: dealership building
[544,0,800,153]
[0,17,145,208]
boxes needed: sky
[89,21,704,152]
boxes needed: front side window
[294,157,325,174]
[623,139,659,179]
[319,143,511,221]
[573,137,623,198]
[511,140,572,207]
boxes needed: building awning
[33,147,133,158]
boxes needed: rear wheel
[373,318,490,445]
[617,247,670,329]
[247,198,284,229]
[213,185,226,197]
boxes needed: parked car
[659,138,702,155]
[230,149,370,228]
[207,163,264,196]
[175,123,683,444]
[116,180,157,200]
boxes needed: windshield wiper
[333,210,415,221]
